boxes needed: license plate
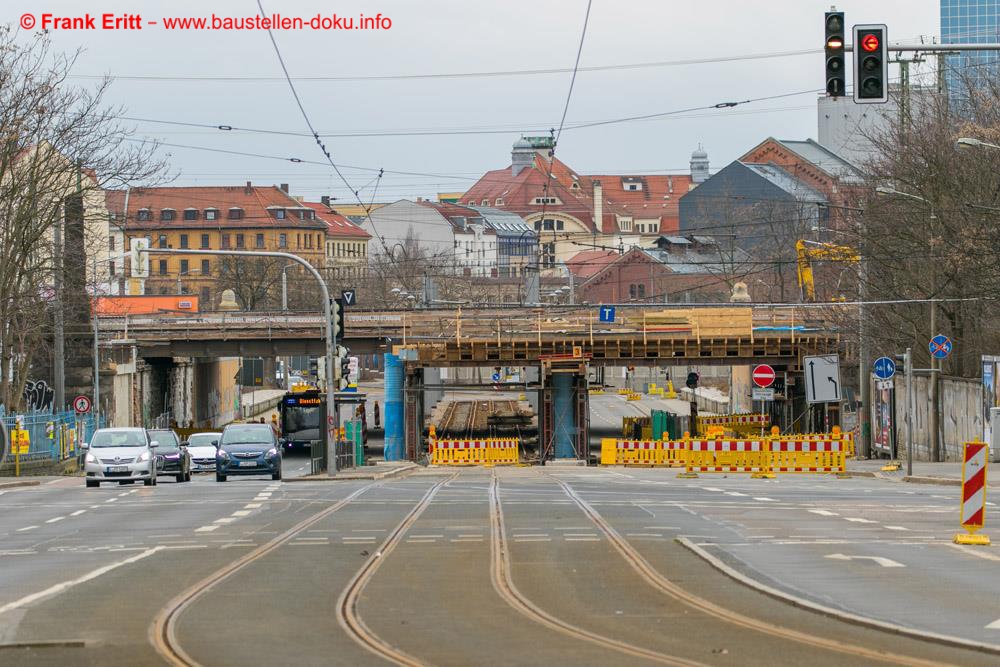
[238,461,258,467]
[107,465,128,473]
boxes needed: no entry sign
[752,364,776,389]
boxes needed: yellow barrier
[685,439,772,478]
[599,438,688,467]
[626,392,642,401]
[696,413,770,436]
[430,438,520,466]
[769,438,845,473]
[490,438,519,465]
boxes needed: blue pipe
[552,374,575,459]
[383,353,404,460]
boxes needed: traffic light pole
[140,248,340,475]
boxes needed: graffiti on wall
[23,380,54,412]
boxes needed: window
[638,284,646,298]
[161,209,176,221]
[108,260,116,276]
[532,197,558,205]
[278,233,287,248]
[200,286,211,305]
[297,210,305,220]
[201,259,210,275]
[184,209,198,221]
[137,209,151,221]
[158,235,168,249]
[255,233,264,249]
[221,234,230,249]
[629,284,637,299]
[180,259,189,275]
[179,234,188,249]
[236,234,245,249]
[180,286,190,295]
[495,198,504,206]
[205,209,218,221]
[482,199,488,206]
[158,259,167,275]
[200,234,210,249]
[228,208,243,220]
[556,220,564,231]
[274,209,286,220]
[296,233,301,248]
[109,236,115,251]
[541,242,555,268]
[307,210,315,220]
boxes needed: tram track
[487,471,708,667]
[547,471,959,667]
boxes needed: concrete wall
[364,200,454,260]
[191,358,241,429]
[892,374,981,462]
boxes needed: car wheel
[175,473,185,483]
[216,474,227,482]
[143,478,154,486]
[271,471,282,481]
[86,479,99,488]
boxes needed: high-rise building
[941,0,1000,95]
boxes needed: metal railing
[0,406,104,466]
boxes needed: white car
[83,427,159,487]
[185,432,222,472]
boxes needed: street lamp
[956,137,1000,151]
[875,185,942,465]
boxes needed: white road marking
[70,510,87,517]
[231,510,252,517]
[625,533,663,538]
[105,498,117,503]
[0,550,37,556]
[213,517,237,524]
[45,516,65,524]
[986,618,1000,630]
[410,534,444,539]
[825,553,905,568]
[703,487,725,492]
[16,525,38,532]
[513,537,551,542]
[0,547,164,616]
[725,491,749,497]
[884,526,910,531]
[754,497,778,502]
[565,537,601,542]
[950,543,1000,562]
[195,525,221,533]
[118,492,130,497]
[808,509,839,516]
[844,517,877,524]
[406,538,437,543]
[244,503,263,509]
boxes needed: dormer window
[228,207,243,220]
[308,210,316,220]
[532,197,559,205]
[481,199,488,206]
[627,184,639,191]
[274,209,286,220]
[571,182,580,190]
[204,208,218,221]
[183,208,198,221]
[137,208,152,222]
[495,198,504,206]
[160,209,176,221]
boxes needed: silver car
[83,427,159,487]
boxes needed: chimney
[244,180,252,194]
[511,138,534,177]
[321,195,330,207]
[667,176,674,193]
[280,183,289,193]
[592,180,603,231]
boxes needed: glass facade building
[941,0,1000,95]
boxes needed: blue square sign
[599,305,615,323]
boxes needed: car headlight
[216,449,228,458]
[136,451,151,463]
[85,453,98,464]
[266,448,278,458]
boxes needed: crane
[795,240,860,302]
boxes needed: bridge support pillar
[404,366,424,461]
[539,358,589,462]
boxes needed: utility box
[990,408,1000,462]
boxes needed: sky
[11,0,941,204]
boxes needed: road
[1,461,998,666]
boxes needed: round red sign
[861,33,880,52]
[73,395,92,414]
[751,365,776,389]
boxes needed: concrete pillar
[525,366,540,414]
[552,374,575,459]
[424,367,443,410]
[383,353,404,460]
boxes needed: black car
[148,429,192,483]
[215,423,282,482]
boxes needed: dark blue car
[215,423,282,482]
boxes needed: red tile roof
[108,185,327,231]
[301,201,371,239]
[416,201,497,233]
[566,249,622,280]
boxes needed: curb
[284,463,418,482]
[903,475,962,487]
[0,480,42,489]
[677,536,1000,656]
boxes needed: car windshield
[90,431,146,448]
[148,431,179,450]
[222,425,273,445]
[187,434,219,447]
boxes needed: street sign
[341,289,357,306]
[599,305,615,323]
[873,356,896,380]
[752,387,775,401]
[876,379,894,391]
[492,372,502,382]
[73,395,92,414]
[752,364,776,388]
[930,334,953,360]
[804,354,841,404]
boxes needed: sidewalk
[284,460,417,482]
[846,458,998,486]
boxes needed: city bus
[279,387,322,453]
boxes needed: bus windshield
[285,405,320,432]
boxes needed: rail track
[438,399,521,439]
[546,471,959,667]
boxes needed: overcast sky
[18,0,941,203]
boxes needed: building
[110,183,327,308]
[360,199,498,276]
[301,199,371,281]
[567,236,749,304]
[467,206,537,277]
[460,137,702,270]
[941,0,1000,97]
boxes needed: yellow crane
[795,240,860,302]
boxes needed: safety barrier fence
[695,413,770,436]
[601,426,849,476]
[430,437,519,466]
[1,407,103,465]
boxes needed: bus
[279,387,322,453]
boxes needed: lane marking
[231,511,251,517]
[753,497,778,502]
[195,526,220,533]
[213,518,236,524]
[0,547,164,616]
[844,517,877,524]
[244,503,263,509]
[45,516,65,524]
[808,509,838,516]
[702,487,724,492]
[986,619,1000,630]
[70,510,86,517]
[409,534,444,539]
[884,526,910,531]
[16,526,38,532]
[513,537,551,542]
[105,498,117,503]
[625,533,663,538]
[725,492,749,497]
[825,553,905,568]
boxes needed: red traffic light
[826,36,844,50]
[861,33,880,52]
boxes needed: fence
[429,437,520,466]
[1,406,103,465]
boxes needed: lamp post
[875,186,941,462]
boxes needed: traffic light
[686,371,700,390]
[853,24,888,104]
[331,297,345,342]
[341,353,351,385]
[824,11,845,97]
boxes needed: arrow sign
[824,553,905,568]
[804,355,841,404]
[341,289,357,306]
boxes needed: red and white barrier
[956,442,990,545]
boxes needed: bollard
[955,440,990,546]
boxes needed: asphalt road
[0,463,997,666]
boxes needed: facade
[111,183,327,308]
[460,137,701,270]
[468,206,537,277]
[301,200,371,281]
[941,0,1000,96]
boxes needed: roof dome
[513,137,532,150]
[691,145,708,160]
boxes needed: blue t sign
[872,356,895,380]
[599,305,616,323]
